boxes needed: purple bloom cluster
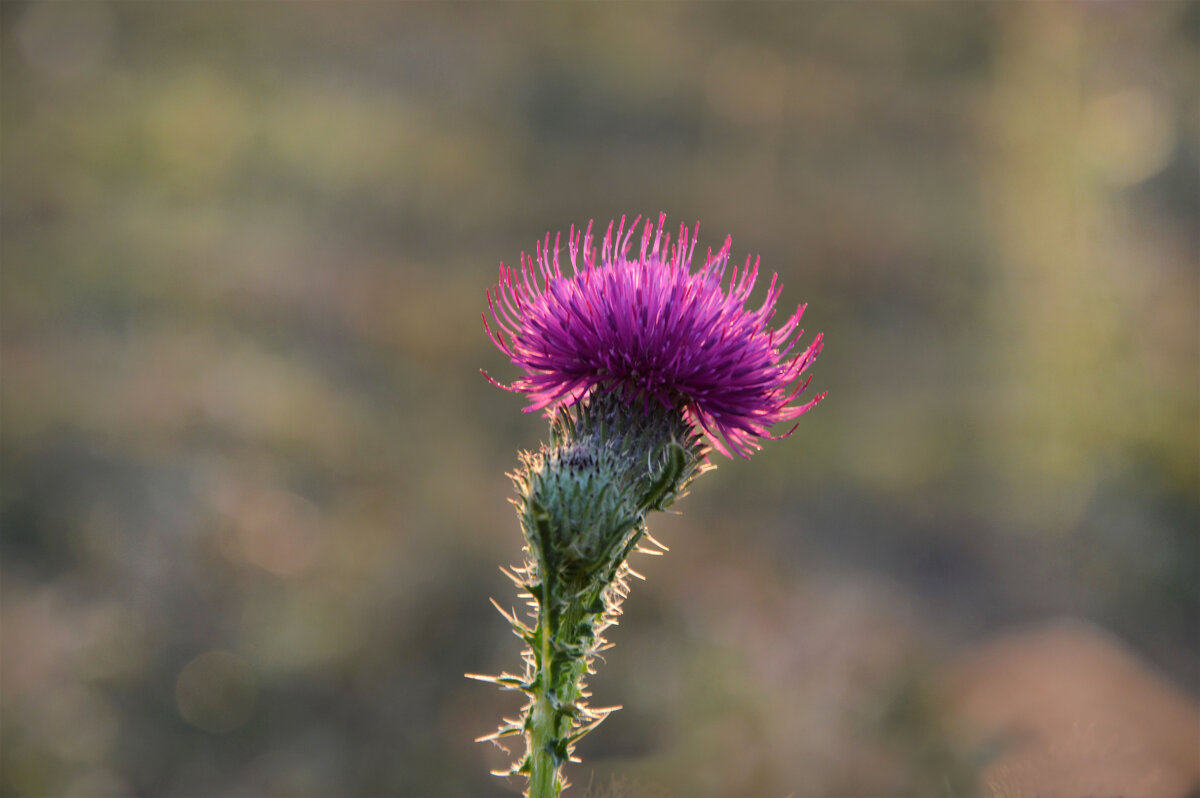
[484,214,825,457]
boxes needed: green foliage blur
[2,3,1196,797]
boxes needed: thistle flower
[475,215,826,798]
[483,213,825,457]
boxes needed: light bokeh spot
[1081,88,1176,187]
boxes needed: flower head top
[483,214,825,457]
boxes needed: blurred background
[2,2,1197,797]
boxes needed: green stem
[527,573,596,798]
[528,587,560,798]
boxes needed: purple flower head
[483,214,825,458]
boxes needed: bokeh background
[2,2,1198,797]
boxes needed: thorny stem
[474,396,709,797]
[528,585,559,798]
[528,541,606,797]
[528,552,563,798]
